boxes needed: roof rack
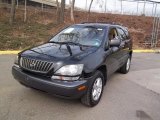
[80,22,123,26]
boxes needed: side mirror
[110,38,121,47]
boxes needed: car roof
[76,22,126,29]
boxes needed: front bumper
[12,66,92,99]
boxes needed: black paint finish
[12,23,133,99]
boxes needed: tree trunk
[137,0,139,15]
[60,0,65,23]
[120,0,122,14]
[85,0,87,10]
[16,0,18,8]
[105,0,107,13]
[143,0,146,15]
[70,0,75,22]
[152,3,154,16]
[41,3,44,11]
[10,0,16,25]
[87,0,93,21]
[0,0,2,8]
[24,0,27,22]
[56,0,60,24]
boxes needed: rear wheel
[81,71,104,107]
[119,56,131,74]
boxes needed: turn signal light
[78,86,86,91]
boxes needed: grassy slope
[0,6,154,50]
[0,22,50,50]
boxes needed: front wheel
[119,56,131,74]
[81,71,104,107]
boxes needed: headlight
[55,64,83,76]
[51,64,83,81]
[13,55,20,68]
[14,55,19,65]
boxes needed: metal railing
[151,4,160,48]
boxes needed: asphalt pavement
[0,53,160,120]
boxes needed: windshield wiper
[63,41,92,47]
[49,41,64,44]
[65,42,82,46]
[49,41,73,56]
[50,41,82,46]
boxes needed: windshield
[50,25,105,47]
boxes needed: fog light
[51,75,79,81]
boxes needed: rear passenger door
[116,27,130,66]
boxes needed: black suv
[12,23,132,107]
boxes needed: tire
[81,71,104,107]
[119,55,131,74]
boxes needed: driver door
[105,27,121,76]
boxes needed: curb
[0,51,21,55]
[133,50,156,53]
[0,50,159,55]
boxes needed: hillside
[0,5,157,50]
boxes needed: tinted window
[108,28,118,40]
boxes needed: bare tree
[16,0,18,8]
[70,0,75,22]
[120,0,123,14]
[41,3,44,11]
[56,0,60,23]
[10,0,16,25]
[24,0,27,22]
[105,0,107,13]
[87,0,94,21]
[85,0,87,10]
[143,0,146,15]
[137,0,139,15]
[55,0,65,24]
[60,0,65,23]
[152,3,154,16]
[0,0,2,8]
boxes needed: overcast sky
[66,0,160,16]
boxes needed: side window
[108,28,118,41]
[106,28,119,49]
[117,28,127,40]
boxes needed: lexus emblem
[30,61,36,67]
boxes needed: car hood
[21,43,98,62]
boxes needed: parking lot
[0,53,160,120]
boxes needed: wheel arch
[96,65,107,85]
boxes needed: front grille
[20,57,54,73]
